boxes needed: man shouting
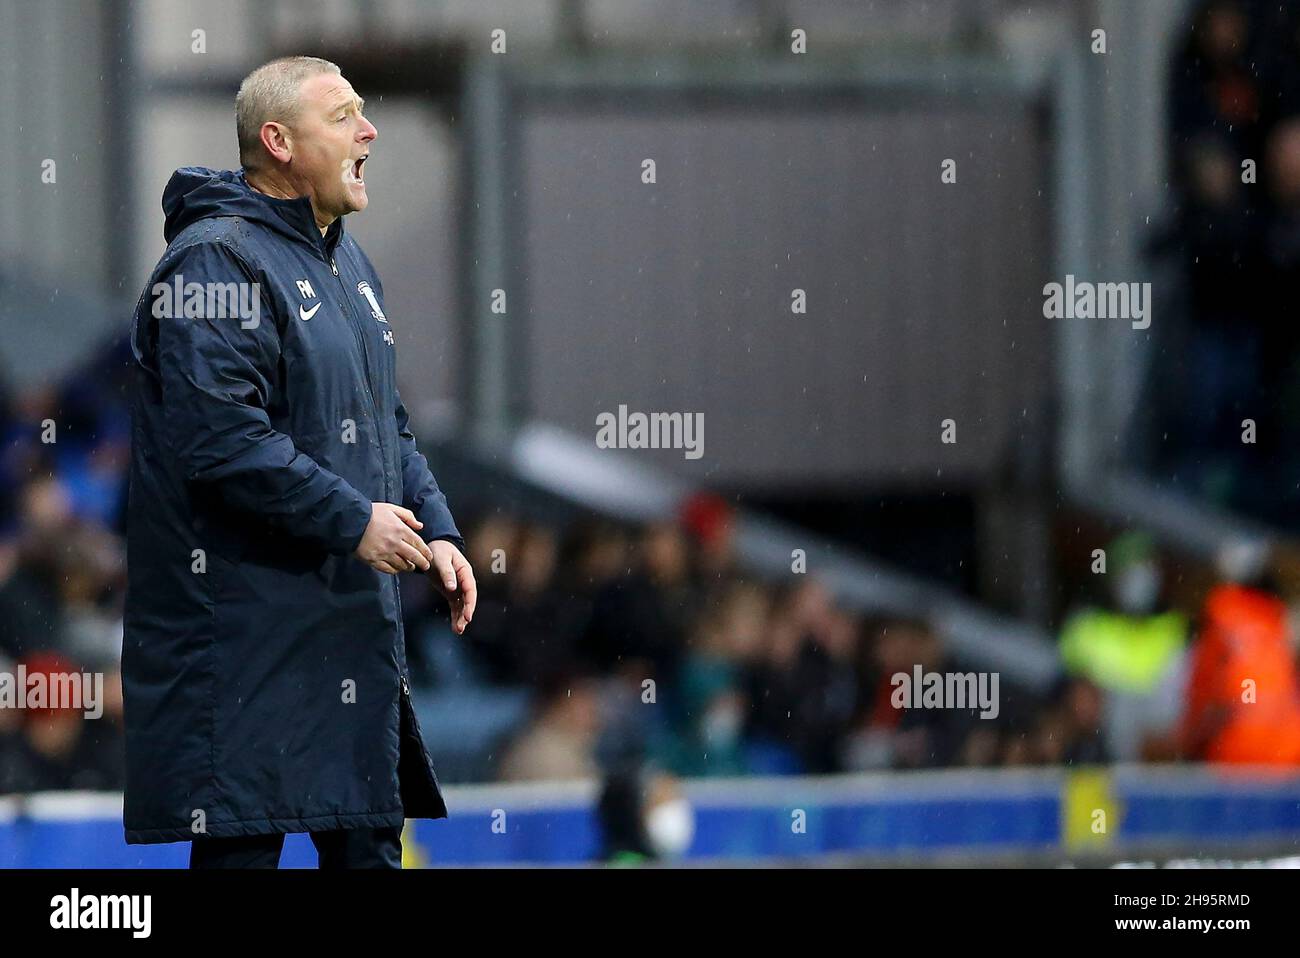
[123,56,476,869]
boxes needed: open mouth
[346,154,368,185]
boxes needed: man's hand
[428,539,476,635]
[354,503,434,575]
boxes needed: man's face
[286,72,376,226]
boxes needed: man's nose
[359,116,377,143]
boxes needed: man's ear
[259,121,292,165]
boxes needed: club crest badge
[356,281,388,323]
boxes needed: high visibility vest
[1060,609,1187,693]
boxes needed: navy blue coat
[122,167,464,844]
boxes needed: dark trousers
[189,826,403,869]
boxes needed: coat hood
[161,166,343,255]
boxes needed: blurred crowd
[0,340,131,794]
[1149,0,1300,524]
[431,507,1082,780]
[406,510,1300,786]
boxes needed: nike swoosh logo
[299,302,322,321]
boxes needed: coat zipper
[331,251,406,697]
[393,574,411,695]
[330,255,392,502]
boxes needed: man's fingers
[394,506,422,530]
[414,534,435,562]
[435,552,457,591]
[373,559,401,575]
[457,562,477,623]
[395,541,431,572]
[401,530,434,566]
[449,559,475,634]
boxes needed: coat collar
[237,170,345,260]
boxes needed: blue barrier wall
[2,767,1298,867]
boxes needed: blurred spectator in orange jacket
[1180,580,1300,765]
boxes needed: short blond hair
[235,56,341,171]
